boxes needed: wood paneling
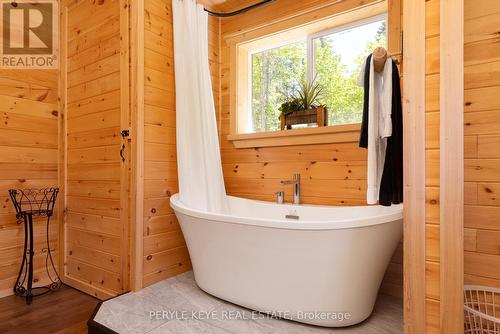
[425,0,441,317]
[440,0,464,331]
[140,0,222,287]
[402,0,428,332]
[464,0,500,292]
[62,0,129,299]
[0,67,59,297]
[221,0,381,41]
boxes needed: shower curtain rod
[204,0,274,17]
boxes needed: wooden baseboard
[63,275,117,301]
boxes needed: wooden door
[59,0,131,299]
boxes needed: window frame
[307,13,388,86]
[244,13,388,134]
[226,1,395,148]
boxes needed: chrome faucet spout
[280,173,300,204]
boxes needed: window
[251,40,306,132]
[245,16,387,133]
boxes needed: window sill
[227,123,361,149]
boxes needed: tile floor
[94,271,402,334]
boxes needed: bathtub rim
[170,193,403,231]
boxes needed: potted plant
[279,78,328,130]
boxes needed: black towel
[379,61,403,206]
[359,54,372,149]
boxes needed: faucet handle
[275,191,284,204]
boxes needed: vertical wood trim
[58,4,68,279]
[439,0,464,331]
[229,43,237,135]
[130,0,144,291]
[218,16,222,144]
[387,0,402,56]
[120,0,131,292]
[402,0,427,333]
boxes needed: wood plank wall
[141,0,221,287]
[64,0,125,299]
[218,0,403,298]
[464,0,500,289]
[424,0,441,332]
[0,70,59,297]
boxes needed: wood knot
[51,110,58,117]
[37,92,48,102]
[151,208,156,214]
[465,102,472,106]
[146,255,152,260]
[484,187,493,193]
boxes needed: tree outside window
[250,18,387,133]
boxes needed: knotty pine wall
[218,0,403,298]
[63,0,127,298]
[424,0,440,332]
[463,0,500,289]
[0,70,59,298]
[141,0,221,286]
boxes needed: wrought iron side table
[8,188,61,304]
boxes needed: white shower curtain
[172,0,228,213]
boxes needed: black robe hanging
[378,61,403,206]
[359,56,403,206]
[359,54,372,149]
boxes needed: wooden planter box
[280,106,328,130]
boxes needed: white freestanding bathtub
[170,194,403,327]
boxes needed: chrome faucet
[275,191,284,204]
[280,173,300,205]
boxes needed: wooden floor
[0,285,99,334]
